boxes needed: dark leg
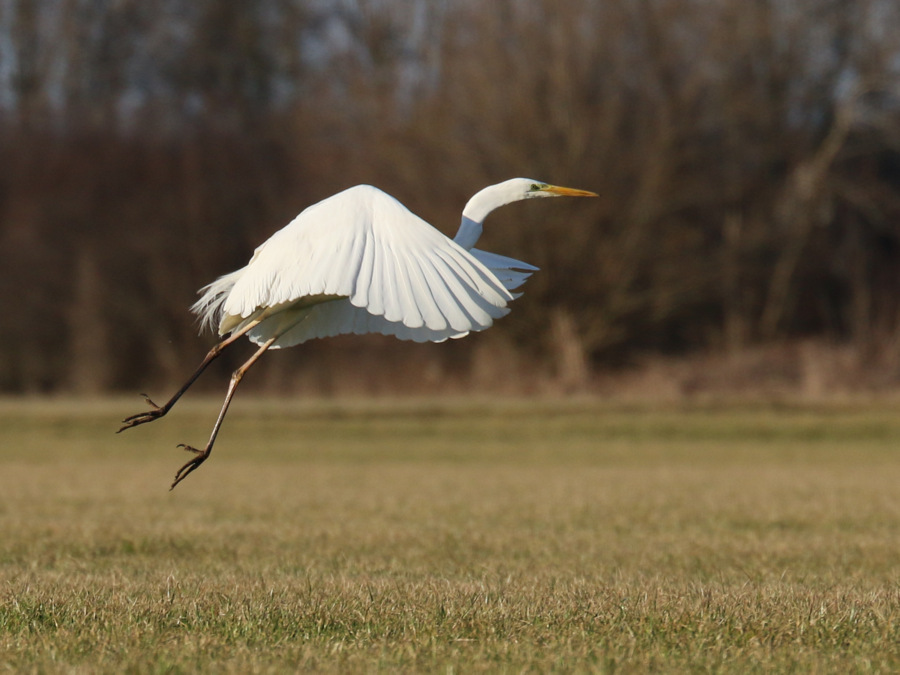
[170,334,278,490]
[118,319,261,433]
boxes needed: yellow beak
[544,185,599,198]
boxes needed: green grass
[1,397,900,672]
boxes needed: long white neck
[454,182,522,250]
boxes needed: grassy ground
[1,396,899,672]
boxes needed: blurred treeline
[2,0,900,395]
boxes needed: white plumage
[193,185,524,347]
[119,177,596,489]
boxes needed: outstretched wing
[196,185,517,346]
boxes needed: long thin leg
[170,334,278,490]
[118,319,262,433]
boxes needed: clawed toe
[117,410,162,432]
[117,394,166,433]
[170,444,209,490]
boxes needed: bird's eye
[530,183,542,192]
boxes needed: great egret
[119,178,597,489]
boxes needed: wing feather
[432,247,511,309]
[374,238,404,324]
[426,252,496,330]
[385,242,424,328]
[468,248,538,292]
[353,226,377,308]
[402,250,450,331]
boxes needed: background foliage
[2,0,900,394]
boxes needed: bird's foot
[118,394,166,433]
[170,443,209,490]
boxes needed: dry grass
[1,397,900,672]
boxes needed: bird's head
[457,177,598,247]
[505,178,598,201]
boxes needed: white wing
[193,185,518,347]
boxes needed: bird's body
[194,184,537,348]
[119,178,596,489]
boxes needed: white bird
[119,178,597,488]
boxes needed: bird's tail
[190,268,243,335]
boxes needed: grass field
[1,397,900,672]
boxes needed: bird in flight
[119,178,597,489]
